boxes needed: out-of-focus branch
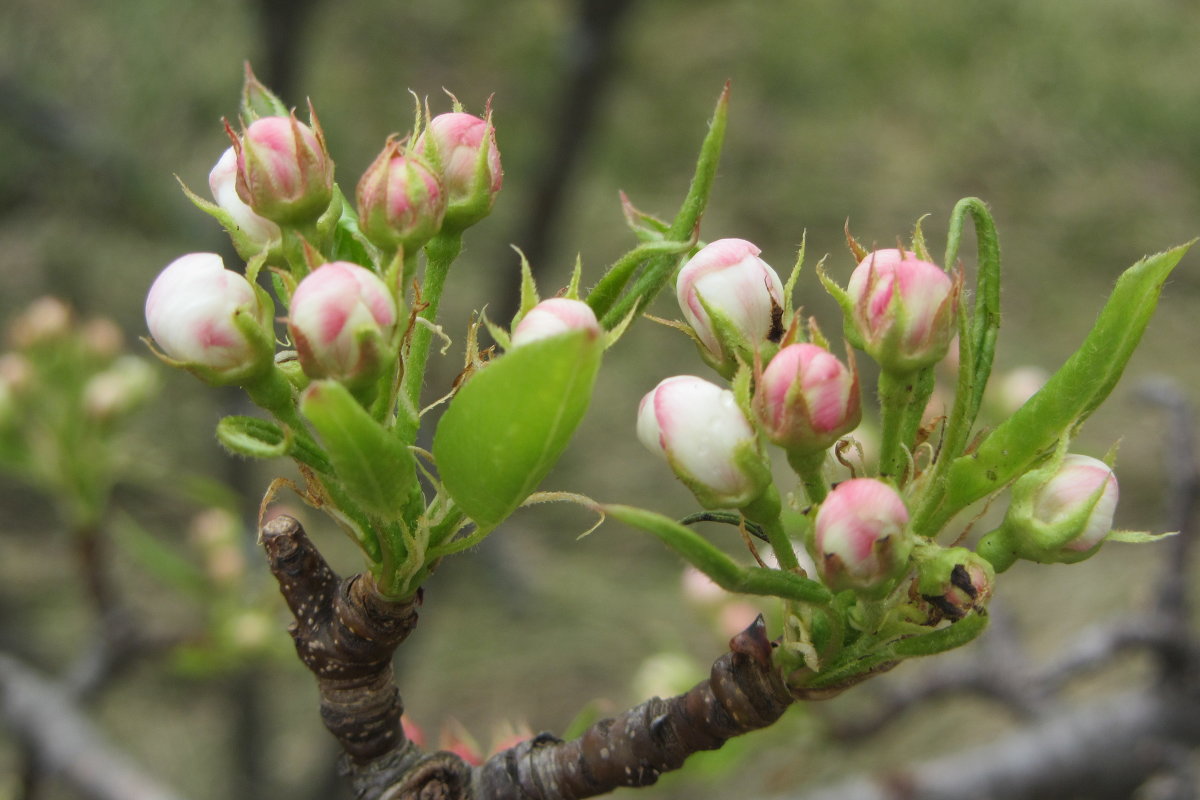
[0,652,188,800]
[792,381,1200,799]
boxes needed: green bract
[433,330,603,532]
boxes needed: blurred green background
[2,1,1198,798]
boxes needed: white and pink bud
[209,146,282,251]
[676,239,785,375]
[510,298,601,348]
[231,113,334,225]
[145,253,273,383]
[8,297,72,350]
[356,138,446,252]
[637,375,770,509]
[287,262,399,387]
[755,343,861,455]
[812,478,913,596]
[415,111,502,227]
[82,356,159,423]
[845,249,958,373]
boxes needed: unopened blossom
[356,138,446,251]
[676,238,785,372]
[209,146,282,249]
[234,113,333,224]
[756,343,860,454]
[812,478,913,596]
[1027,454,1119,553]
[510,298,601,348]
[145,253,272,379]
[916,546,994,621]
[846,249,957,373]
[415,112,502,217]
[82,356,159,422]
[288,262,399,386]
[637,375,769,509]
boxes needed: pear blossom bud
[915,546,994,621]
[846,249,957,372]
[145,253,273,380]
[676,239,785,374]
[511,298,601,348]
[755,343,861,455]
[80,318,125,361]
[82,356,159,422]
[287,262,399,387]
[812,478,913,596]
[209,147,282,249]
[637,375,770,509]
[234,114,333,225]
[356,138,446,252]
[415,112,502,226]
[9,297,72,349]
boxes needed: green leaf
[932,242,1193,528]
[1106,529,1178,544]
[604,504,832,604]
[433,331,603,531]
[215,415,332,475]
[329,186,380,268]
[300,380,417,517]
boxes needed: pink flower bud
[233,113,334,225]
[356,138,446,252]
[415,112,502,215]
[145,253,271,377]
[676,239,785,372]
[209,147,282,248]
[510,298,601,348]
[812,478,913,596]
[287,262,399,386]
[637,375,769,509]
[82,356,158,423]
[1028,454,1118,553]
[846,249,958,372]
[756,343,861,454]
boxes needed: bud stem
[399,232,463,443]
[742,486,800,572]
[877,369,917,481]
[786,449,830,504]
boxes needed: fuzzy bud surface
[756,343,860,454]
[356,140,446,252]
[235,114,333,225]
[416,112,502,219]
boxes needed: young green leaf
[300,379,417,517]
[432,330,603,531]
[930,242,1193,529]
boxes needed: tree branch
[0,652,187,800]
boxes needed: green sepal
[598,83,729,329]
[510,247,541,329]
[890,610,989,657]
[175,177,282,263]
[215,415,333,475]
[816,260,865,352]
[782,234,806,318]
[239,63,289,122]
[432,329,603,531]
[931,242,1193,529]
[300,379,417,517]
[603,503,832,605]
[1107,529,1178,544]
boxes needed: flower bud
[415,111,502,227]
[510,298,601,348]
[287,262,399,388]
[145,253,273,382]
[915,546,994,621]
[82,356,159,423]
[984,453,1118,569]
[676,239,785,375]
[846,249,958,373]
[80,317,125,361]
[209,146,282,250]
[233,113,334,225]
[812,478,913,596]
[637,375,770,509]
[9,297,72,349]
[356,138,446,252]
[755,343,861,455]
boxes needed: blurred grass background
[1,1,1199,798]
